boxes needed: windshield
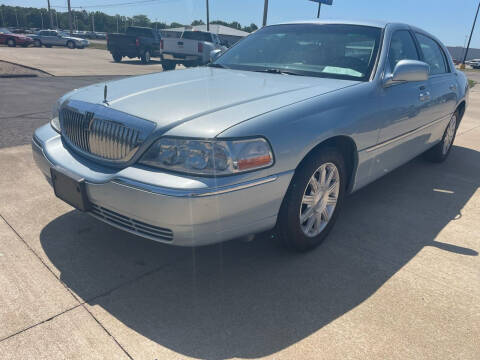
[0,28,12,34]
[214,24,382,81]
[182,31,212,41]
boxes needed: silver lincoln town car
[32,20,468,251]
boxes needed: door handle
[419,91,431,102]
[450,84,457,91]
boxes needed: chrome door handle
[450,84,457,91]
[420,91,431,101]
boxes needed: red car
[0,28,33,47]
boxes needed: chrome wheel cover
[145,51,150,62]
[299,162,340,237]
[443,114,457,155]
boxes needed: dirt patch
[0,60,50,77]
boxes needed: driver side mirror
[210,49,222,63]
[384,60,429,87]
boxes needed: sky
[3,0,480,47]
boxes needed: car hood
[66,67,360,137]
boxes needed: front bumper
[32,124,293,246]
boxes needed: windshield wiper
[208,63,228,69]
[254,68,305,76]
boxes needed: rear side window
[182,31,212,42]
[127,28,153,37]
[388,30,419,71]
[415,33,448,75]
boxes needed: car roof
[276,19,397,29]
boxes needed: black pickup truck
[107,26,161,64]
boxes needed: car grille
[61,108,141,161]
[90,204,174,242]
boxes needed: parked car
[30,30,89,49]
[0,27,33,47]
[107,26,161,64]
[33,20,467,251]
[94,32,107,40]
[161,30,227,70]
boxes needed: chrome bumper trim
[112,174,281,198]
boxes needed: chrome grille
[61,108,141,161]
[90,204,174,242]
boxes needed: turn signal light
[237,155,272,171]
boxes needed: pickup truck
[107,26,161,64]
[160,31,226,70]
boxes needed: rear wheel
[424,111,459,163]
[112,53,122,62]
[141,50,151,64]
[7,38,16,47]
[162,60,176,71]
[276,147,346,252]
[45,44,52,48]
[66,40,75,49]
[34,39,42,47]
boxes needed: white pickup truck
[160,31,226,70]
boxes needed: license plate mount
[50,167,91,212]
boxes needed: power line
[52,0,180,10]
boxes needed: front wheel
[276,147,346,252]
[112,53,122,62]
[34,39,42,47]
[424,111,459,163]
[7,38,16,47]
[66,41,75,49]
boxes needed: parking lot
[0,46,164,76]
[1,45,480,359]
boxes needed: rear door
[414,33,457,123]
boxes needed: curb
[0,74,38,78]
[0,60,53,76]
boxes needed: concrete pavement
[0,81,479,359]
[0,46,164,76]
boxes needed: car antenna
[103,83,109,105]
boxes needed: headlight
[139,137,274,176]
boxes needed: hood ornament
[103,83,109,105]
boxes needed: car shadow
[111,59,163,66]
[40,145,479,359]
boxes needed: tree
[191,19,205,26]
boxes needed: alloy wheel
[299,162,340,237]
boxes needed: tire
[7,38,16,47]
[34,39,42,47]
[424,110,459,163]
[276,147,346,252]
[112,53,122,62]
[162,60,176,71]
[66,40,75,49]
[22,43,29,47]
[45,44,52,48]
[141,50,151,64]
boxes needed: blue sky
[3,0,480,47]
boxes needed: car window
[215,24,382,81]
[388,30,419,72]
[182,31,213,42]
[127,27,153,37]
[415,33,448,75]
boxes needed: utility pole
[116,15,119,32]
[40,11,44,29]
[14,8,19,27]
[55,11,58,29]
[262,0,268,27]
[462,0,480,68]
[67,0,73,34]
[317,2,321,18]
[47,0,53,29]
[91,12,95,32]
[0,7,5,27]
[206,0,210,31]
